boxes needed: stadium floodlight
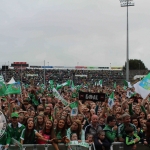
[119,0,134,81]
[120,0,134,7]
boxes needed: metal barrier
[110,142,150,150]
[0,144,91,150]
[1,143,150,150]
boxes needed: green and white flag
[99,80,102,87]
[108,92,114,109]
[53,88,68,106]
[114,82,116,89]
[71,80,75,91]
[5,82,21,95]
[56,84,62,90]
[49,80,54,85]
[133,73,150,99]
[49,80,54,89]
[69,101,78,116]
[56,80,71,90]
[127,90,136,98]
[61,80,71,87]
[124,80,132,89]
[0,75,6,96]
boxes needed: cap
[11,112,19,118]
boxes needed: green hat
[11,112,19,118]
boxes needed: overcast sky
[0,0,150,68]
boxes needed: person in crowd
[86,134,93,144]
[131,116,143,139]
[37,119,53,144]
[51,118,69,150]
[118,114,137,142]
[7,112,25,145]
[67,133,78,150]
[124,127,140,150]
[85,115,103,138]
[45,106,53,121]
[67,120,85,141]
[94,130,110,150]
[142,119,150,146]
[20,120,43,144]
[35,114,45,132]
[103,116,117,143]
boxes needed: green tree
[123,59,148,70]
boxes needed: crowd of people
[0,68,150,150]
[1,68,126,86]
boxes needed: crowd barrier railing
[1,142,150,150]
[110,142,150,150]
[0,144,92,150]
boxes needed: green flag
[61,80,71,87]
[108,92,114,109]
[71,80,75,91]
[56,84,62,90]
[114,82,116,89]
[69,101,78,116]
[0,75,6,96]
[127,90,136,98]
[5,82,21,95]
[123,80,132,88]
[99,80,102,87]
[49,80,54,89]
[56,80,71,90]
[69,101,78,109]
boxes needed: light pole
[119,0,134,81]
[139,63,140,75]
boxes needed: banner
[26,74,38,77]
[79,92,105,102]
[53,88,68,106]
[69,141,89,148]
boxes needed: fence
[0,144,91,150]
[110,142,150,150]
[1,143,150,150]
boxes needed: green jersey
[20,128,37,144]
[103,124,117,143]
[7,123,25,144]
[0,132,9,145]
[125,134,140,146]
[118,123,137,139]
